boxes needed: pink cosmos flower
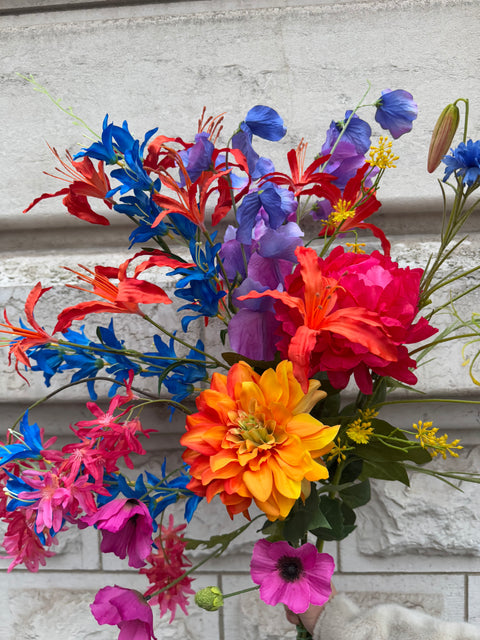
[82,498,153,568]
[17,470,98,533]
[140,514,195,622]
[250,539,335,614]
[91,585,156,640]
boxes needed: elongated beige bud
[427,103,460,173]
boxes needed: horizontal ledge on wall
[1,196,479,254]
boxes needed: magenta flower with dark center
[82,498,153,568]
[250,539,335,613]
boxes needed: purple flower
[250,539,335,614]
[375,89,418,139]
[91,585,156,640]
[179,132,214,184]
[232,125,275,179]
[243,105,286,141]
[323,111,371,155]
[83,498,153,568]
[442,139,480,186]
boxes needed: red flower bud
[427,103,460,173]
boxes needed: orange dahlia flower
[180,360,339,521]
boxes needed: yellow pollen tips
[412,419,463,459]
[345,242,367,254]
[328,199,357,225]
[368,136,399,169]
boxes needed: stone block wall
[1,1,480,638]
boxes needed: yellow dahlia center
[226,398,285,454]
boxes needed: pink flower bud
[427,103,460,173]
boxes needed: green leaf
[221,352,279,371]
[282,488,331,545]
[311,496,356,541]
[359,459,410,486]
[339,480,371,509]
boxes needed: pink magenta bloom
[91,585,156,640]
[250,539,334,614]
[83,498,153,568]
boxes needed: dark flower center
[277,555,303,582]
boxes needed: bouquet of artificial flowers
[0,80,478,640]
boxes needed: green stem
[222,585,259,599]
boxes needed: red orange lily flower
[24,146,113,226]
[54,251,186,333]
[261,139,337,198]
[0,283,57,379]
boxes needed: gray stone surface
[1,1,480,638]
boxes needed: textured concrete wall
[1,1,480,638]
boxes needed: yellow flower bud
[194,586,224,611]
[427,103,460,173]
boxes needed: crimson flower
[318,163,388,253]
[140,514,195,622]
[24,146,113,225]
[242,246,437,394]
[240,246,398,392]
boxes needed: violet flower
[83,498,153,568]
[250,539,335,613]
[91,585,156,640]
[375,89,418,139]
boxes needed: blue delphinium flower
[242,105,286,141]
[442,139,480,186]
[140,334,206,404]
[0,412,43,465]
[375,89,418,139]
[114,190,169,247]
[168,238,226,329]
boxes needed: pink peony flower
[82,498,153,568]
[250,539,335,614]
[91,585,156,640]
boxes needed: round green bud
[194,586,224,611]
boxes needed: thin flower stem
[142,313,227,369]
[222,585,260,599]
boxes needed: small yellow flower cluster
[368,136,399,169]
[412,420,463,459]
[346,408,379,445]
[345,241,367,254]
[328,198,356,225]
